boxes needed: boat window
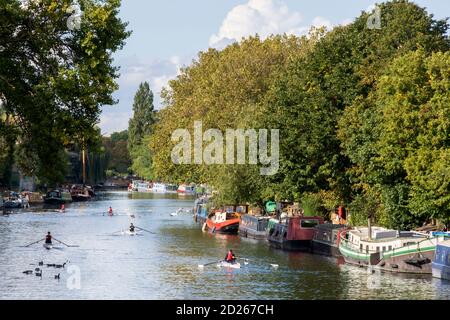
[360,244,363,251]
[300,219,319,228]
[376,247,380,252]
[382,246,386,252]
[388,246,392,251]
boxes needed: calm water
[0,192,449,300]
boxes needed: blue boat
[432,240,450,281]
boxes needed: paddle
[53,237,79,248]
[22,238,45,247]
[198,260,221,269]
[135,226,156,234]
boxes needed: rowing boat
[43,243,53,250]
[217,260,241,269]
[121,230,140,236]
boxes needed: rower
[130,223,135,232]
[225,249,236,263]
[108,207,113,216]
[45,232,52,244]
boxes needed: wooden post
[82,148,86,185]
[368,216,372,241]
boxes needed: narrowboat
[312,223,348,257]
[432,240,450,281]
[43,190,73,205]
[193,197,209,225]
[339,227,449,274]
[206,210,241,234]
[239,214,272,240]
[70,185,94,202]
[267,215,324,251]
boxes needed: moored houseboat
[205,204,247,234]
[268,215,324,251]
[70,185,94,201]
[239,214,272,240]
[432,240,450,281]
[43,190,73,205]
[206,210,241,234]
[339,227,449,274]
[312,223,349,257]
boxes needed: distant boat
[43,190,73,205]
[70,185,94,202]
[152,183,178,194]
[177,184,196,195]
[2,191,29,209]
[339,227,449,274]
[128,180,152,192]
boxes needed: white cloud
[209,0,333,48]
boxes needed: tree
[128,82,156,153]
[0,0,130,186]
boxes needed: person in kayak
[45,232,52,244]
[130,223,135,232]
[225,249,236,263]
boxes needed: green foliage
[102,130,131,174]
[130,136,153,180]
[128,82,156,152]
[0,0,130,186]
[148,1,449,229]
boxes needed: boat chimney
[368,216,372,241]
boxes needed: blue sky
[99,0,450,135]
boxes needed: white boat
[128,180,152,192]
[121,230,140,236]
[177,184,196,195]
[43,243,53,250]
[217,261,241,269]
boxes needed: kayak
[217,261,241,269]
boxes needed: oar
[198,260,220,269]
[135,226,156,234]
[22,238,45,247]
[53,238,79,248]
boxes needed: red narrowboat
[267,215,324,251]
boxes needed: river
[0,192,449,300]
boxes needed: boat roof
[349,227,427,242]
[315,223,347,230]
[438,240,450,248]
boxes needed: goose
[54,273,60,280]
[38,261,44,266]
[35,270,42,277]
[34,268,41,272]
[23,270,33,275]
[55,263,66,269]
[46,264,55,268]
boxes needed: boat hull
[339,242,436,274]
[217,261,241,269]
[311,240,342,257]
[432,262,450,280]
[239,227,267,240]
[206,218,240,234]
[43,243,53,250]
[268,239,312,251]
